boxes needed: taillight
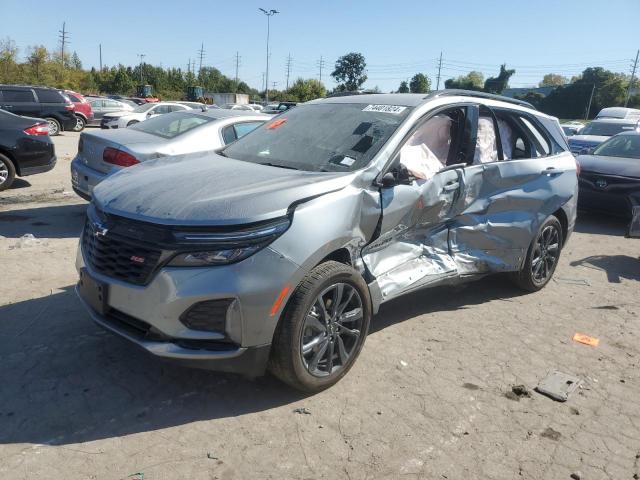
[65,103,75,111]
[103,147,139,167]
[24,123,50,136]
[575,158,581,176]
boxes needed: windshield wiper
[260,162,299,170]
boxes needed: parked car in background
[263,101,298,114]
[62,90,94,132]
[576,131,640,218]
[175,101,208,111]
[247,103,264,112]
[76,91,577,391]
[100,102,192,129]
[595,107,640,121]
[568,118,639,154]
[561,121,584,137]
[86,97,135,126]
[71,109,267,199]
[223,103,256,111]
[0,109,55,191]
[0,85,76,135]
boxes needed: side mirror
[147,111,155,118]
[380,172,397,187]
[379,165,414,187]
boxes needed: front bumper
[75,236,302,374]
[100,118,120,129]
[578,175,640,218]
[70,157,107,199]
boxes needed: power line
[285,53,292,90]
[197,42,205,76]
[625,49,639,107]
[58,21,69,70]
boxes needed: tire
[127,120,139,127]
[269,261,371,393]
[73,115,86,132]
[44,117,61,136]
[0,154,16,191]
[511,215,563,292]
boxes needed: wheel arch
[0,148,19,175]
[552,207,568,247]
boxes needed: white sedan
[100,102,193,129]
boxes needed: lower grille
[82,219,162,285]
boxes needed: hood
[103,110,135,118]
[93,153,354,225]
[569,135,609,144]
[577,154,640,178]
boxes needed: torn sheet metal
[535,371,581,402]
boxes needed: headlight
[168,246,261,266]
[167,217,290,267]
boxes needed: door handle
[542,167,561,176]
[443,181,460,192]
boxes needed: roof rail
[426,89,536,110]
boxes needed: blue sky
[3,0,639,92]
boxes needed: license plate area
[78,268,108,315]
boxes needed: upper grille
[82,218,163,285]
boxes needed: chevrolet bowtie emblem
[92,221,108,238]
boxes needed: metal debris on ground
[293,407,311,415]
[553,277,590,286]
[573,333,600,347]
[9,233,49,249]
[535,371,581,402]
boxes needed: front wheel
[511,215,563,292]
[45,117,61,136]
[269,261,371,392]
[73,115,86,132]
[126,120,139,127]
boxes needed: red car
[62,90,94,131]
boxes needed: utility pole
[435,51,443,90]
[272,81,277,91]
[197,42,205,77]
[259,8,279,104]
[234,51,241,87]
[262,72,265,93]
[625,49,639,107]
[585,83,595,120]
[99,44,102,70]
[58,22,69,70]
[137,53,146,84]
[318,55,325,83]
[285,53,292,90]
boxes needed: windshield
[222,103,411,172]
[593,134,640,159]
[579,121,637,137]
[133,103,156,113]
[129,112,212,139]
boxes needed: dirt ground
[1,132,639,480]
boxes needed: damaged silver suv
[76,91,578,392]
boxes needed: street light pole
[259,8,279,104]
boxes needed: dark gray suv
[76,91,578,392]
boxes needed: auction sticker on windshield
[362,104,407,114]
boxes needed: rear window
[128,112,212,139]
[580,122,638,137]
[35,89,65,103]
[223,103,411,172]
[1,89,35,102]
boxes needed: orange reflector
[270,285,291,316]
[268,118,287,130]
[573,333,599,347]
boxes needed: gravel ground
[0,132,639,480]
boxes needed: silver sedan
[71,109,268,200]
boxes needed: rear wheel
[44,117,61,136]
[73,115,86,132]
[269,261,371,392]
[0,154,16,191]
[511,215,563,292]
[126,120,139,127]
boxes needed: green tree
[539,73,567,87]
[397,80,409,93]
[484,64,515,94]
[409,73,430,93]
[444,71,484,90]
[27,45,49,82]
[331,52,367,92]
[0,37,19,80]
[71,51,82,70]
[286,78,326,102]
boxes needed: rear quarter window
[35,89,65,103]
[1,89,35,102]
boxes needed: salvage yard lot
[1,133,639,479]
